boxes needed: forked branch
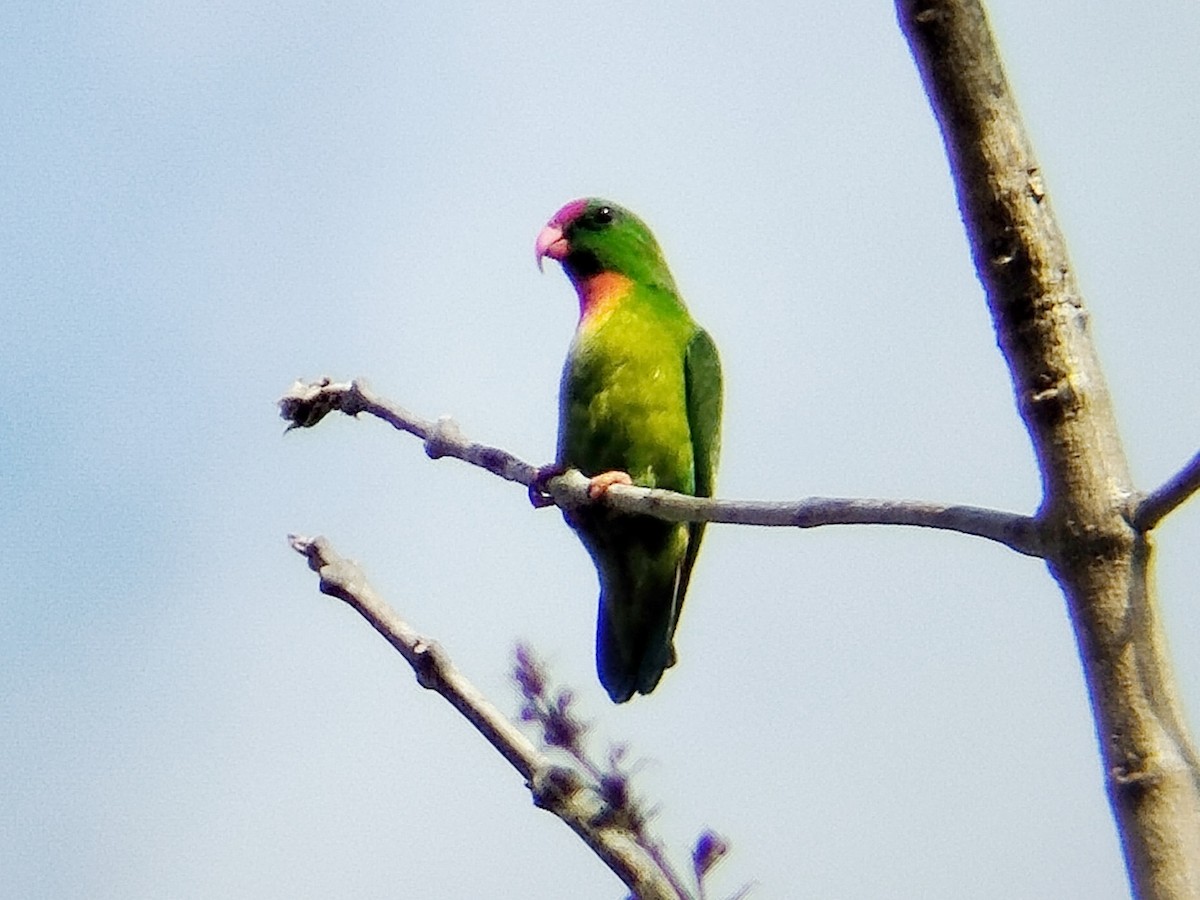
[898,0,1200,894]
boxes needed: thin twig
[279,377,539,485]
[279,378,1044,557]
[288,533,688,900]
[512,646,700,899]
[1135,451,1200,531]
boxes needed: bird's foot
[529,464,566,508]
[587,470,633,500]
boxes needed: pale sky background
[3,2,1199,898]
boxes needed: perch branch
[1135,450,1200,532]
[279,378,1043,556]
[288,533,688,900]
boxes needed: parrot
[535,198,723,703]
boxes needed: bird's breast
[561,313,695,493]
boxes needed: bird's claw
[529,464,566,508]
[587,470,633,500]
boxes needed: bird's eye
[594,206,614,225]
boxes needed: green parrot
[535,198,723,703]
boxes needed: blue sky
[3,2,1198,897]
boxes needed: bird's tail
[595,572,680,704]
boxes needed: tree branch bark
[279,378,1043,556]
[897,1,1200,895]
[288,533,689,900]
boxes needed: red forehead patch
[548,197,590,228]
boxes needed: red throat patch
[577,271,634,323]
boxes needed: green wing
[677,327,723,604]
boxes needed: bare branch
[279,377,538,486]
[898,0,1200,894]
[563,483,1044,557]
[1135,451,1200,532]
[279,378,1043,556]
[288,533,689,900]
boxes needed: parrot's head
[535,198,675,292]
